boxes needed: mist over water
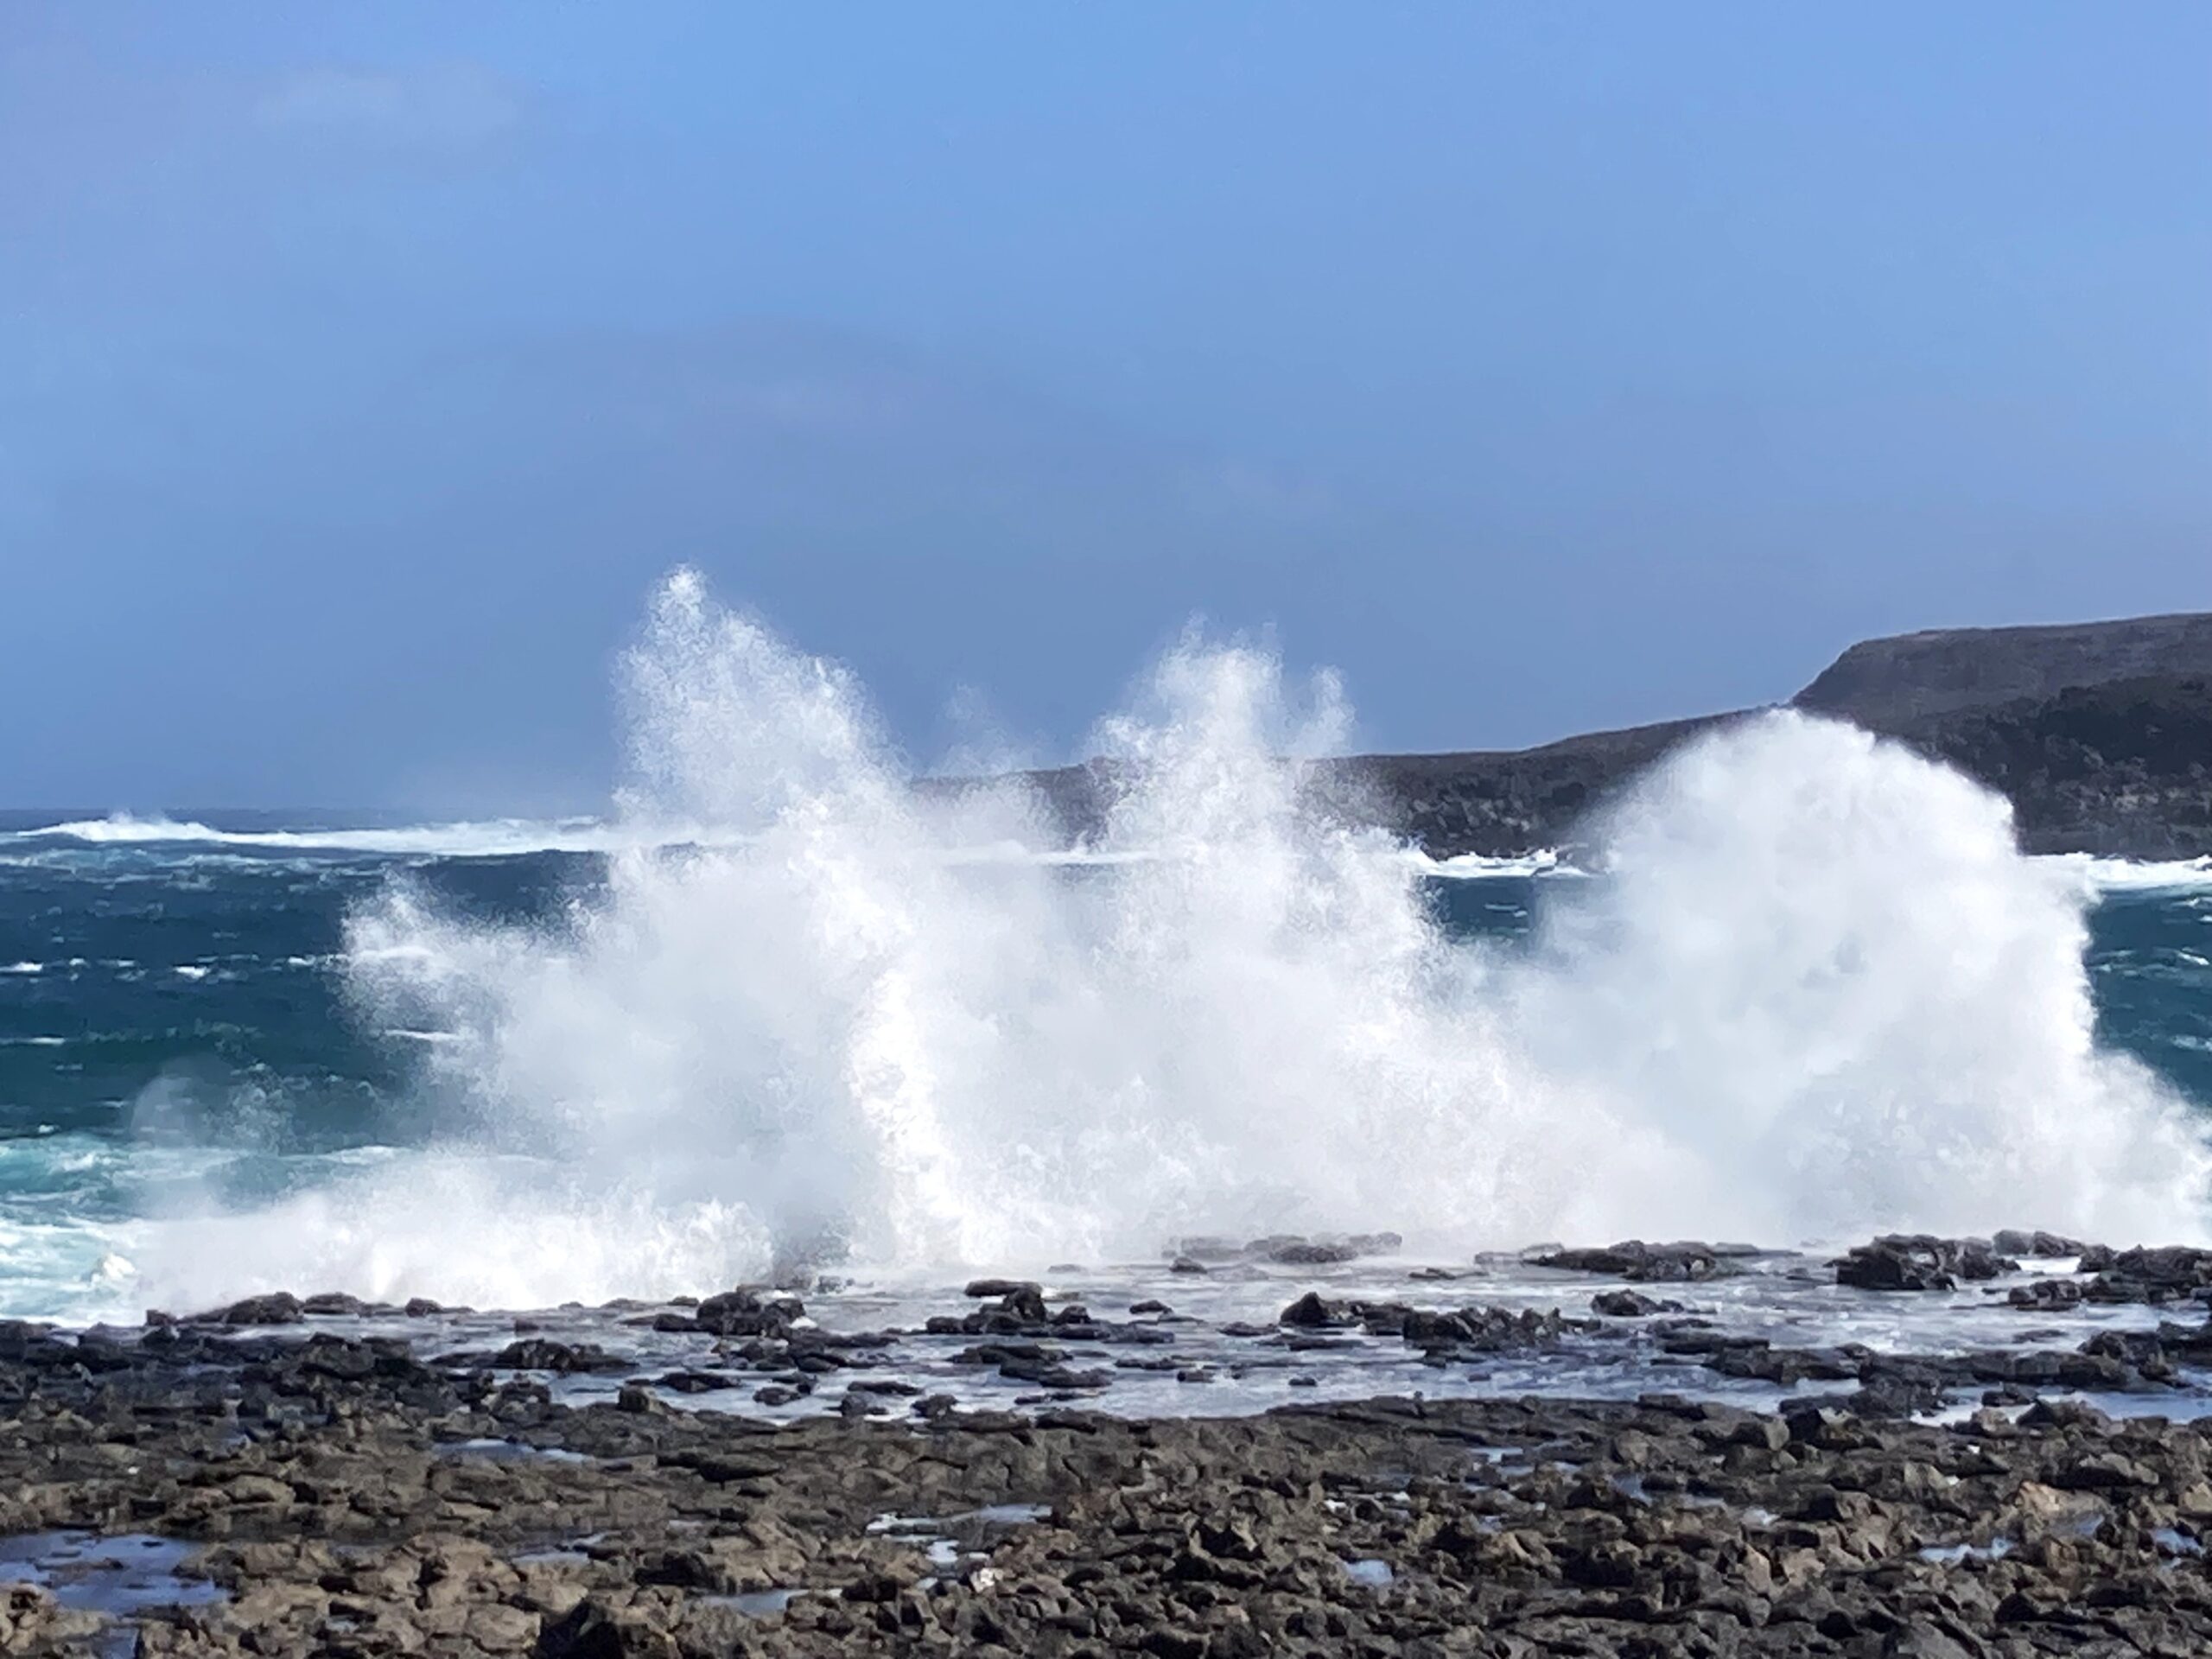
[138,572,2210,1311]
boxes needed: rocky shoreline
[8,1236,2212,1656]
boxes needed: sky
[3,4,2207,811]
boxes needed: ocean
[4,575,2212,1383]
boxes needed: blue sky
[3,3,2207,810]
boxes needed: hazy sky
[4,4,2207,810]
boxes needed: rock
[2074,1244,2212,1304]
[1267,1241,1358,1266]
[467,1602,543,1650]
[536,1599,677,1658]
[963,1278,1039,1299]
[694,1287,804,1337]
[1592,1289,1681,1318]
[191,1291,305,1325]
[491,1339,631,1375]
[1528,1242,1735,1282]
[1834,1235,2018,1292]
[0,1583,106,1651]
[1992,1230,2089,1257]
[1785,1404,1870,1451]
[18,1271,2212,1659]
[1279,1292,1352,1329]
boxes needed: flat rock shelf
[10,1236,2212,1656]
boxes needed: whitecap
[2047,854,2212,894]
[4,811,728,861]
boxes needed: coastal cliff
[984,614,2212,861]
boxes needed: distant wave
[3,813,696,859]
[2050,855,2212,894]
[6,811,1578,879]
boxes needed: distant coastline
[966,613,2212,861]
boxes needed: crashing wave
[131,569,2212,1311]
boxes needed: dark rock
[1528,1242,1736,1282]
[963,1278,1039,1299]
[1267,1241,1358,1266]
[191,1292,305,1325]
[1834,1235,2018,1292]
[487,1338,631,1375]
[1280,1292,1352,1329]
[537,1599,675,1658]
[2075,1244,2212,1304]
[1592,1289,1681,1318]
[694,1287,804,1337]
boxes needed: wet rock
[693,1287,804,1337]
[489,1339,632,1375]
[189,1292,305,1325]
[1527,1241,1736,1281]
[1266,1240,1358,1266]
[1279,1292,1352,1329]
[21,1273,2212,1659]
[1833,1235,2018,1292]
[298,1292,372,1317]
[2075,1244,2212,1304]
[1993,1229,2090,1257]
[963,1278,1039,1300]
[1592,1290,1681,1318]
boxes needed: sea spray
[134,570,2210,1309]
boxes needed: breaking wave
[134,570,2212,1310]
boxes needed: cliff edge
[969,613,2212,861]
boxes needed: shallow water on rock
[355,1244,2212,1425]
[32,1236,2212,1434]
[0,1531,224,1656]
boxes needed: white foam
[0,961,42,975]
[131,571,2212,1312]
[1413,849,1579,880]
[6,812,703,860]
[2046,854,2212,894]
